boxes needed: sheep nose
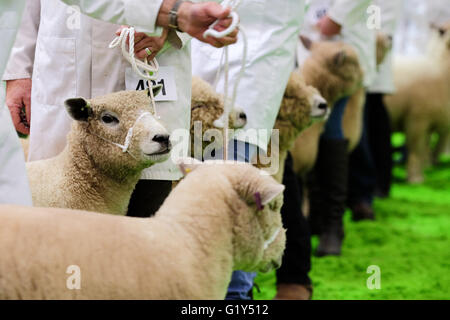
[318,103,328,110]
[152,134,170,147]
[239,112,247,120]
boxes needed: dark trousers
[127,180,173,218]
[276,153,312,286]
[367,93,393,196]
[348,93,393,205]
[348,96,377,206]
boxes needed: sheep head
[178,159,286,274]
[430,21,450,56]
[191,77,247,132]
[299,35,364,105]
[64,89,171,175]
[190,77,247,156]
[275,71,328,151]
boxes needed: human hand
[116,26,169,61]
[177,2,239,48]
[317,15,342,37]
[6,79,32,135]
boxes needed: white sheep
[26,88,171,215]
[0,160,286,300]
[257,70,329,182]
[291,37,364,177]
[190,76,247,157]
[384,22,450,183]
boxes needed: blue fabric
[322,97,350,139]
[209,139,258,163]
[225,271,257,300]
[204,140,258,300]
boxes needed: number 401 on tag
[125,66,178,102]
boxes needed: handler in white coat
[297,0,376,258]
[4,0,191,180]
[298,0,376,87]
[0,0,32,206]
[192,1,305,155]
[4,0,235,215]
[191,0,306,300]
[348,0,403,221]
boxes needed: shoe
[374,188,389,199]
[350,202,375,221]
[273,283,313,300]
[316,230,344,256]
[310,138,349,257]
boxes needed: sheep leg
[433,130,450,164]
[405,119,429,184]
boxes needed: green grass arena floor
[254,136,450,300]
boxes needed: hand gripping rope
[109,27,160,118]
[203,0,248,161]
[94,28,161,159]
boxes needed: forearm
[61,0,236,48]
[60,0,167,34]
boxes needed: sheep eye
[269,201,278,211]
[101,114,119,124]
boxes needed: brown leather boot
[273,283,313,300]
[351,202,375,221]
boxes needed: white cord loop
[263,227,282,250]
[203,0,247,160]
[109,27,159,81]
[109,27,160,118]
[203,11,240,39]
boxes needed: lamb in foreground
[26,89,171,215]
[0,160,286,300]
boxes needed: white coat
[368,0,403,94]
[298,0,377,88]
[0,0,33,206]
[3,0,191,181]
[191,0,306,152]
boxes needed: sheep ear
[177,157,203,176]
[260,184,285,206]
[147,85,163,98]
[65,98,92,122]
[430,23,446,37]
[300,35,313,50]
[333,50,346,67]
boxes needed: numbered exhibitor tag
[125,66,177,102]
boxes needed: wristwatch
[168,0,185,32]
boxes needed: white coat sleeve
[327,0,372,27]
[375,0,403,35]
[60,0,164,35]
[2,0,41,81]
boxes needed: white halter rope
[203,0,247,160]
[109,27,160,118]
[263,227,282,250]
[89,112,152,161]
